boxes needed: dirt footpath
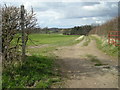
[53,37,118,88]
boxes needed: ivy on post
[21,5,25,60]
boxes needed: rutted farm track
[52,36,118,88]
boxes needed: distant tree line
[25,27,61,34]
[63,25,94,35]
[24,25,95,35]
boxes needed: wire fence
[108,31,120,46]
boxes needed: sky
[0,0,119,28]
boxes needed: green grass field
[27,34,79,46]
[27,34,80,55]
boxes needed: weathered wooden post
[21,5,25,60]
[0,5,2,90]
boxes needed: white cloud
[0,1,118,28]
[36,10,64,22]
[82,18,88,20]
[92,17,98,20]
[82,2,110,11]
[111,4,118,8]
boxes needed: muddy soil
[52,37,118,88]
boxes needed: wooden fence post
[21,5,25,60]
[0,5,2,90]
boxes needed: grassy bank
[91,35,119,57]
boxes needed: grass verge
[3,55,61,88]
[90,35,119,57]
